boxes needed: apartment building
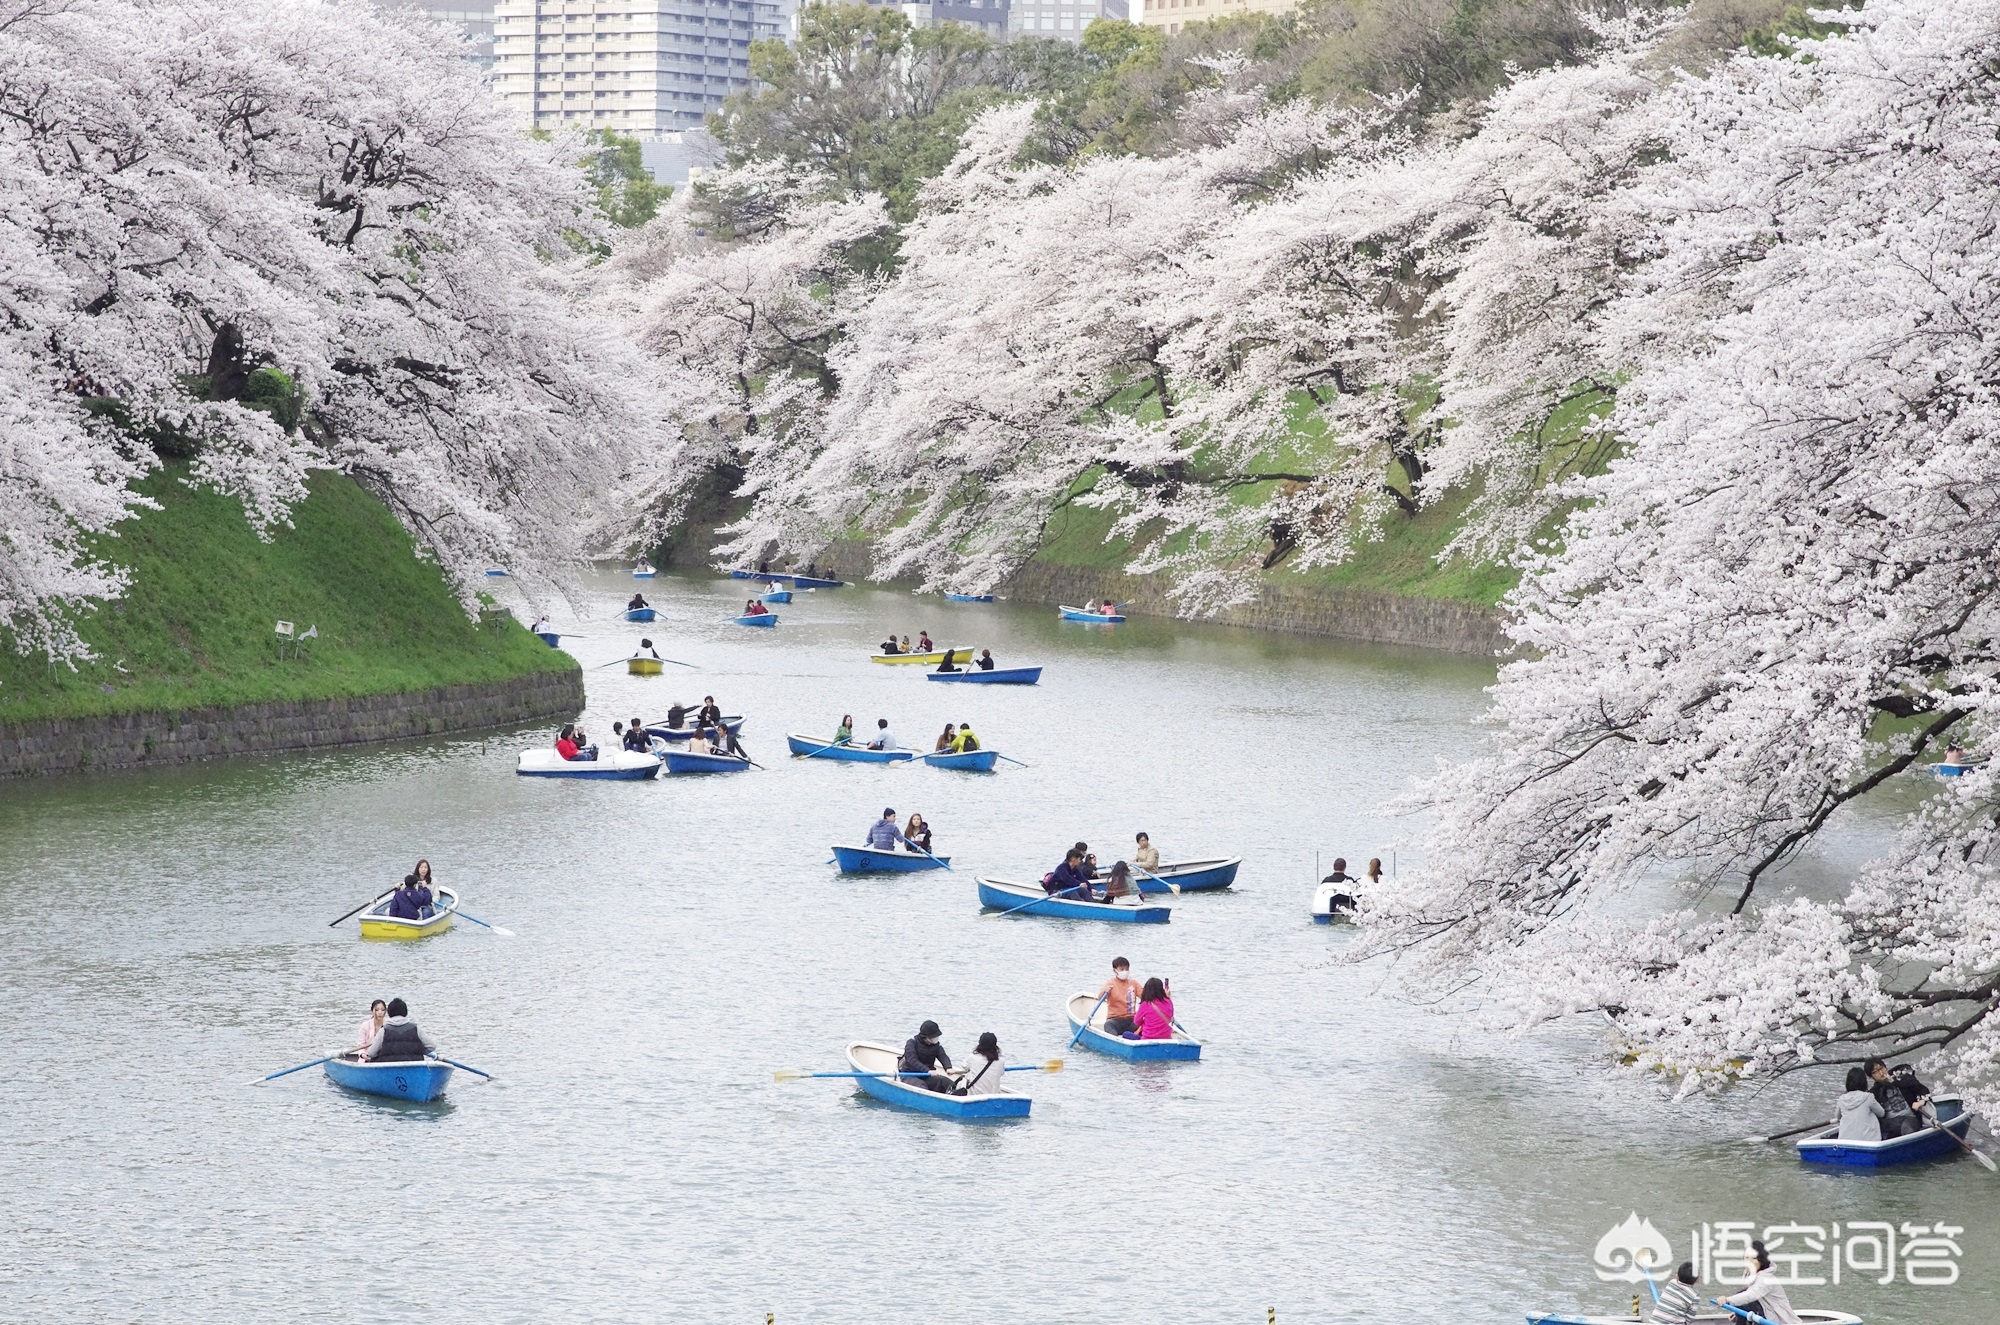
[1008,0,1121,41]
[375,1,500,73]
[1136,0,1290,35]
[491,0,783,137]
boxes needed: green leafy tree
[584,128,668,228]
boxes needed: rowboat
[976,876,1170,923]
[872,648,972,665]
[1066,992,1201,1061]
[922,748,999,772]
[732,613,778,628]
[515,748,662,779]
[633,563,656,578]
[730,569,788,582]
[665,748,750,774]
[1934,759,1988,778]
[1527,1312,1861,1324]
[926,666,1041,685]
[358,885,459,940]
[533,630,560,647]
[1797,1096,1972,1166]
[792,574,843,589]
[1059,604,1125,623]
[324,1055,454,1103]
[786,734,915,763]
[624,607,657,622]
[831,844,953,873]
[845,1041,1029,1120]
[1135,857,1240,895]
[628,656,663,675]
[761,588,793,604]
[946,593,995,602]
[645,715,744,743]
[483,568,508,577]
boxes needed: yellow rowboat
[628,656,664,676]
[358,886,458,941]
[870,648,974,666]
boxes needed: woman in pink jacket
[1128,978,1176,1040]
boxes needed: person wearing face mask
[897,1020,953,1093]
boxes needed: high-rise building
[375,1,500,74]
[491,0,783,138]
[1135,0,1288,37]
[1008,0,1118,40]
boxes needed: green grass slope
[0,466,574,724]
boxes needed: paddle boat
[1797,1095,1973,1166]
[665,748,751,774]
[358,886,459,940]
[845,1041,1029,1121]
[1059,604,1125,623]
[761,587,793,604]
[624,607,657,623]
[1134,857,1240,895]
[516,748,662,779]
[645,715,744,743]
[832,844,953,873]
[922,747,999,772]
[946,593,995,602]
[1312,878,1358,923]
[628,655,664,675]
[1527,1311,1862,1324]
[633,562,656,578]
[871,648,973,666]
[732,612,778,628]
[534,630,561,648]
[976,876,1170,923]
[792,573,843,589]
[786,734,915,763]
[1066,992,1201,1061]
[324,1055,454,1103]
[926,666,1041,685]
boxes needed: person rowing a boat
[627,592,648,610]
[953,722,981,753]
[1133,832,1159,873]
[744,598,768,616]
[1867,1058,1932,1137]
[531,614,553,634]
[918,630,933,652]
[703,724,743,759]
[636,638,663,661]
[934,649,961,673]
[1099,958,1141,1035]
[364,997,439,1064]
[353,999,388,1059]
[898,1020,954,1093]
[1044,848,1093,897]
[866,718,898,751]
[934,724,957,752]
[387,876,425,921]
[866,808,910,852]
[976,649,995,671]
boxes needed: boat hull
[1059,605,1124,623]
[791,575,844,589]
[1067,992,1201,1060]
[664,749,750,773]
[832,844,952,873]
[1527,1314,1861,1325]
[872,649,972,665]
[946,594,995,602]
[324,1057,454,1102]
[633,566,655,578]
[516,749,662,779]
[762,590,793,604]
[1798,1096,1972,1166]
[732,614,778,627]
[787,734,914,763]
[846,1042,1028,1120]
[922,748,999,771]
[1136,857,1241,895]
[976,876,1170,923]
[534,631,561,648]
[358,887,459,940]
[623,608,657,622]
[628,657,663,675]
[730,569,785,581]
[927,667,1040,685]
[645,716,744,743]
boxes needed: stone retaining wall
[0,670,583,779]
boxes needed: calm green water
[0,574,1991,1324]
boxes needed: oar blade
[1042,1058,1064,1073]
[774,1069,808,1082]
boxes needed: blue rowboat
[633,563,656,578]
[515,749,662,780]
[761,589,793,604]
[1135,857,1240,895]
[926,666,1041,685]
[922,748,999,772]
[976,876,1170,923]
[732,613,777,628]
[846,1041,1029,1121]
[534,630,561,648]
[1935,760,1987,778]
[947,593,994,602]
[1527,1312,1861,1325]
[1798,1096,1973,1167]
[792,574,844,589]
[483,568,508,577]
[831,844,953,873]
[323,1056,454,1102]
[1066,992,1201,1061]
[665,748,750,774]
[730,569,789,581]
[623,607,657,623]
[645,716,744,743]
[786,733,915,763]
[1059,604,1125,623]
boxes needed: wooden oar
[328,890,394,928]
[1131,862,1182,896]
[1922,1103,1997,1172]
[250,1054,337,1086]
[454,909,514,938]
[434,1056,495,1080]
[1068,993,1109,1049]
[1741,1118,1833,1144]
[775,1061,1063,1082]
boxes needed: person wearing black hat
[898,1020,953,1093]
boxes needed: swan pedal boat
[831,844,952,873]
[926,667,1041,685]
[921,748,999,771]
[1066,992,1200,1060]
[872,648,973,665]
[325,1055,454,1102]
[787,734,915,763]
[623,607,657,622]
[628,656,664,675]
[1528,1313,1860,1324]
[946,593,994,602]
[1059,605,1125,623]
[1135,857,1239,894]
[1797,1095,1972,1166]
[976,876,1170,923]
[664,748,750,773]
[645,716,744,742]
[358,885,459,940]
[516,748,662,779]
[732,613,778,627]
[845,1041,1029,1120]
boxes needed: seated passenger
[977,649,996,671]
[623,719,653,753]
[1869,1059,1933,1137]
[387,877,423,920]
[353,999,388,1060]
[366,997,438,1063]
[1127,977,1175,1041]
[934,650,961,673]
[904,813,933,855]
[555,724,581,760]
[899,635,913,653]
[918,630,933,652]
[934,724,957,752]
[866,718,897,751]
[1836,1066,1885,1141]
[1100,860,1135,902]
[953,722,981,753]
[880,636,900,655]
[410,858,436,918]
[956,1032,1006,1097]
[835,714,854,745]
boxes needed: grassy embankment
[0,466,574,725]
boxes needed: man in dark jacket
[1867,1059,1932,1137]
[365,998,438,1063]
[1044,849,1092,897]
[898,1020,953,1093]
[387,877,423,920]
